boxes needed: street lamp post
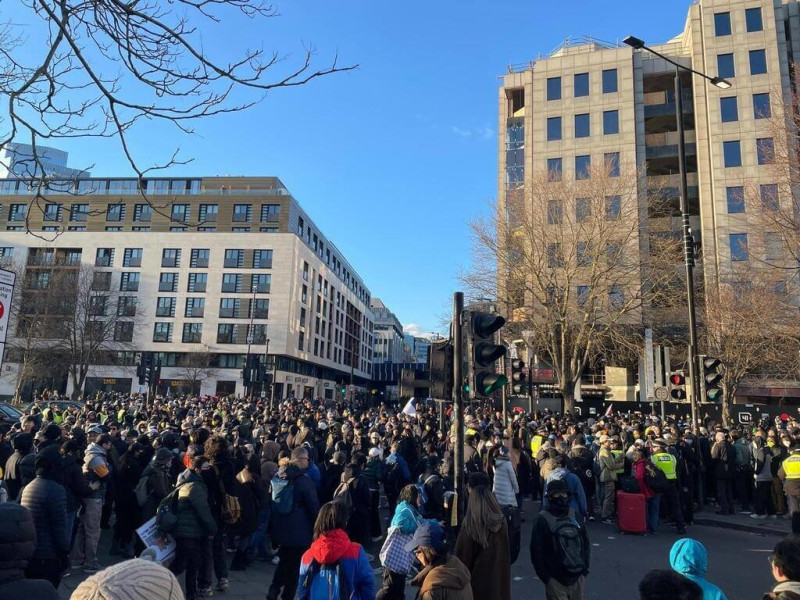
[623,35,731,432]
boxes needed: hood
[277,464,302,481]
[774,582,800,595]
[177,469,201,485]
[669,538,708,578]
[417,555,471,592]
[85,442,107,458]
[309,529,352,564]
[549,467,568,479]
[0,503,35,584]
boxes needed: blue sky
[8,0,692,335]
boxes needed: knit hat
[71,558,185,600]
[155,448,173,463]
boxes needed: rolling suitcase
[616,490,646,534]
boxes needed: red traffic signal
[670,373,685,386]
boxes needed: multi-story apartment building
[371,298,411,364]
[0,176,374,400]
[498,0,799,402]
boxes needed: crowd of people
[0,390,798,600]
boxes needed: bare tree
[176,347,217,396]
[465,165,679,412]
[0,0,355,234]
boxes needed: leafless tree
[464,165,680,412]
[0,0,355,234]
[176,346,217,396]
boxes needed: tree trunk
[561,380,576,414]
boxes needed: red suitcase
[616,491,647,534]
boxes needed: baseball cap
[368,447,381,458]
[404,521,445,553]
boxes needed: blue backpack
[302,559,351,600]
[271,474,294,515]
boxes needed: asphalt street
[59,499,779,599]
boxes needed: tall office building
[0,176,373,400]
[0,142,90,179]
[371,298,411,364]
[498,0,798,401]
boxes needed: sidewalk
[693,509,793,537]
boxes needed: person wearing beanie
[71,558,185,600]
[20,448,70,588]
[4,433,34,501]
[0,503,60,600]
[140,447,175,521]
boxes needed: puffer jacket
[0,503,60,600]
[173,470,217,539]
[61,453,93,513]
[411,554,474,600]
[492,455,519,507]
[363,457,384,491]
[82,443,110,499]
[669,538,729,600]
[19,473,69,560]
[269,464,320,548]
[297,529,376,600]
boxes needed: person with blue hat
[406,521,473,600]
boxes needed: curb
[694,516,790,537]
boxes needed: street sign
[0,268,15,343]
[738,412,753,424]
[654,386,669,401]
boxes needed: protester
[638,569,703,600]
[72,558,185,600]
[598,434,623,524]
[669,539,729,600]
[763,535,800,600]
[71,433,112,574]
[407,521,472,600]
[0,502,60,600]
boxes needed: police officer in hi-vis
[651,438,687,534]
[779,445,800,531]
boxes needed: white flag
[604,403,614,417]
[402,397,417,417]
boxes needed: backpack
[540,511,588,576]
[155,485,182,534]
[619,475,641,494]
[568,455,594,486]
[415,474,439,515]
[271,474,295,515]
[213,466,241,525]
[384,458,404,493]
[464,453,482,475]
[134,473,150,507]
[644,461,669,493]
[334,479,354,515]
[301,559,351,600]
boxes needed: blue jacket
[298,529,376,600]
[542,468,587,518]
[670,538,729,600]
[305,461,322,491]
[390,500,438,535]
[386,453,411,482]
[269,464,320,548]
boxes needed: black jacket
[530,506,590,586]
[0,503,60,600]
[174,470,218,539]
[61,454,93,513]
[269,464,320,548]
[20,473,70,560]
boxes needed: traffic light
[429,340,454,399]
[510,359,526,395]
[700,356,723,403]
[136,353,148,385]
[467,311,507,398]
[669,371,686,401]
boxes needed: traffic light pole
[676,70,700,434]
[501,349,507,428]
[452,292,464,525]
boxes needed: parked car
[23,400,85,413]
[0,402,22,426]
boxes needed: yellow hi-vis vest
[784,455,800,480]
[531,435,544,456]
[652,452,677,480]
[611,449,625,474]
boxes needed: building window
[105,226,123,232]
[298,331,305,351]
[297,216,304,236]
[574,72,589,97]
[133,204,152,222]
[114,322,134,343]
[190,248,209,268]
[156,297,176,317]
[197,226,216,232]
[232,204,252,222]
[547,243,563,268]
[602,69,618,94]
[185,297,205,318]
[92,271,112,291]
[726,186,745,213]
[219,298,239,318]
[603,110,619,135]
[609,285,625,308]
[575,113,590,138]
[765,232,783,260]
[260,227,279,233]
[714,11,731,36]
[717,53,735,79]
[730,233,749,261]
[199,204,218,222]
[720,97,738,122]
[753,93,771,119]
[547,200,563,225]
[249,324,267,345]
[70,204,88,221]
[576,241,591,267]
[723,140,742,167]
[575,155,591,180]
[43,203,61,221]
[221,273,242,293]
[153,322,173,343]
[301,285,308,304]
[159,272,178,293]
[188,272,207,293]
[300,306,306,327]
[760,184,778,210]
[260,203,280,222]
[95,248,113,267]
[577,285,590,306]
[547,117,562,141]
[106,203,125,221]
[757,137,774,164]
[252,298,269,319]
[606,195,621,220]
[117,296,137,317]
[224,249,243,268]
[749,49,767,75]
[88,295,107,316]
[745,7,763,32]
[253,250,273,269]
[252,274,271,293]
[120,272,139,292]
[8,204,26,222]
[546,77,561,101]
[217,323,236,344]
[132,226,150,232]
[547,158,562,182]
[183,323,203,343]
[606,242,622,266]
[575,197,591,222]
[162,248,180,268]
[232,227,251,232]
[122,248,142,267]
[171,203,190,223]
[604,152,620,177]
